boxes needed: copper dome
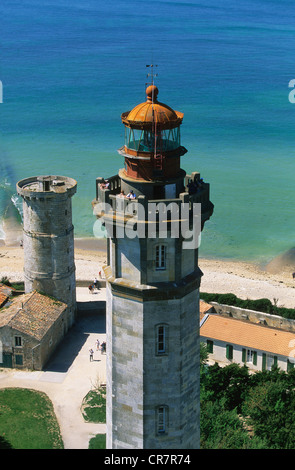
[121,86,184,130]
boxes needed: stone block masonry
[16,175,77,327]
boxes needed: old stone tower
[16,175,77,328]
[93,84,213,449]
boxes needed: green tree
[243,379,295,448]
[200,341,209,366]
[201,362,250,412]
[200,398,265,449]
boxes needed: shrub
[88,434,106,449]
[200,292,295,320]
[81,388,106,423]
[0,276,11,286]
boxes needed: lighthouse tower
[93,84,213,449]
[17,175,77,328]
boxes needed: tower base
[106,273,201,449]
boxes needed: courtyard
[0,287,107,449]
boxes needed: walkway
[0,287,107,449]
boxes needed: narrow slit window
[155,244,166,270]
[156,324,168,355]
[157,325,165,354]
[157,405,168,435]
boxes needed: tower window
[155,245,166,270]
[156,324,168,355]
[156,405,168,435]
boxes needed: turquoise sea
[0,0,294,263]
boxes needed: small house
[0,290,68,370]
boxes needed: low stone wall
[77,300,106,317]
[76,280,106,288]
[209,302,295,333]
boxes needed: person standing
[89,348,94,361]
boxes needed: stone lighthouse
[93,84,213,449]
[17,175,77,328]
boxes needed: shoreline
[0,236,294,309]
[198,257,295,308]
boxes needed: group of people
[88,275,103,293]
[99,177,137,200]
[118,189,136,199]
[89,339,106,361]
[187,178,204,195]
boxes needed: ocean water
[0,0,294,263]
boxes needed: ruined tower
[93,84,213,449]
[17,175,77,327]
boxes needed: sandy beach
[0,237,294,309]
[0,238,108,283]
[198,257,295,309]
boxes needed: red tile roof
[0,291,67,340]
[199,300,214,322]
[200,314,295,358]
[0,292,8,308]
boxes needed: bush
[200,292,295,320]
[81,388,106,423]
[0,276,11,286]
[88,434,106,449]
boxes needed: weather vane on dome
[146,64,158,86]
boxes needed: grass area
[0,388,64,449]
[81,387,106,423]
[88,434,106,449]
[82,387,106,449]
[0,277,24,291]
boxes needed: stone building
[0,174,78,371]
[93,84,213,448]
[0,290,68,370]
[16,175,77,326]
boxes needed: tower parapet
[17,175,77,328]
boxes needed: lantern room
[118,85,187,180]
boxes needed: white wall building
[200,313,295,372]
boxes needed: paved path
[0,287,107,449]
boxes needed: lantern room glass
[125,127,180,153]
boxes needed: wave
[0,161,23,243]
[0,221,6,241]
[10,193,23,220]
